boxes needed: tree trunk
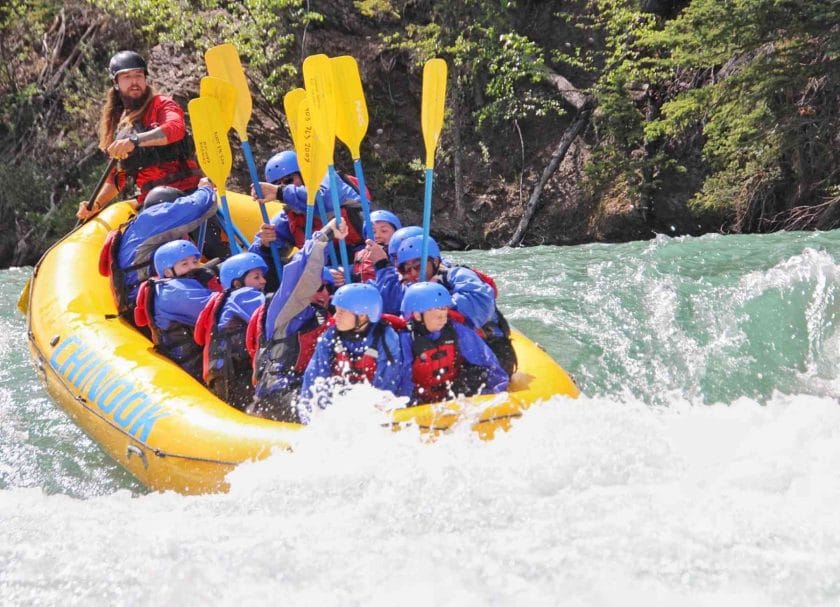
[451,88,466,222]
[640,91,659,223]
[507,101,593,247]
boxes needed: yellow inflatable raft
[21,194,579,494]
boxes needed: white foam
[3,391,840,605]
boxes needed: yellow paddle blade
[283,88,307,151]
[188,96,232,196]
[199,76,237,133]
[421,58,448,169]
[294,97,318,207]
[17,276,31,315]
[205,43,252,141]
[302,54,336,161]
[311,125,330,201]
[331,55,368,159]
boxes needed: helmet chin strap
[353,315,370,333]
[431,260,440,277]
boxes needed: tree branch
[539,67,590,110]
[507,100,594,247]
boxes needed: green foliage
[354,0,400,20]
[475,32,564,127]
[380,0,567,178]
[576,1,658,192]
[651,0,839,224]
[0,0,57,144]
[0,159,77,266]
[381,23,441,65]
[583,0,840,229]
[590,70,644,158]
[2,0,839,266]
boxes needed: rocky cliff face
[1,1,719,268]
[143,11,670,252]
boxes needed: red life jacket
[410,321,463,403]
[134,280,157,340]
[330,314,405,384]
[295,321,330,374]
[339,172,373,201]
[285,206,365,249]
[99,229,120,277]
[381,313,407,332]
[331,327,377,384]
[99,226,146,321]
[245,302,266,362]
[437,266,517,376]
[193,291,226,382]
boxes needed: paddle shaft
[352,159,373,240]
[218,194,242,254]
[197,220,208,252]
[305,204,315,240]
[241,139,283,280]
[327,167,352,283]
[420,168,434,274]
[76,157,118,227]
[314,193,340,268]
[218,209,250,250]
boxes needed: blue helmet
[219,252,269,290]
[388,226,424,261]
[332,283,383,323]
[397,235,440,267]
[265,150,300,183]
[370,210,402,231]
[153,240,201,276]
[401,282,452,316]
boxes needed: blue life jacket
[251,295,331,419]
[134,268,218,380]
[438,266,518,377]
[99,187,217,321]
[194,291,255,410]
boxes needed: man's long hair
[98,85,155,150]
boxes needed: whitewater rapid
[4,230,840,604]
[3,392,840,605]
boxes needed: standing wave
[453,230,840,405]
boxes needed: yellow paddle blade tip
[17,277,31,315]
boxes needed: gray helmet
[109,50,148,80]
[143,186,184,210]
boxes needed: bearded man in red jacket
[77,50,201,220]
